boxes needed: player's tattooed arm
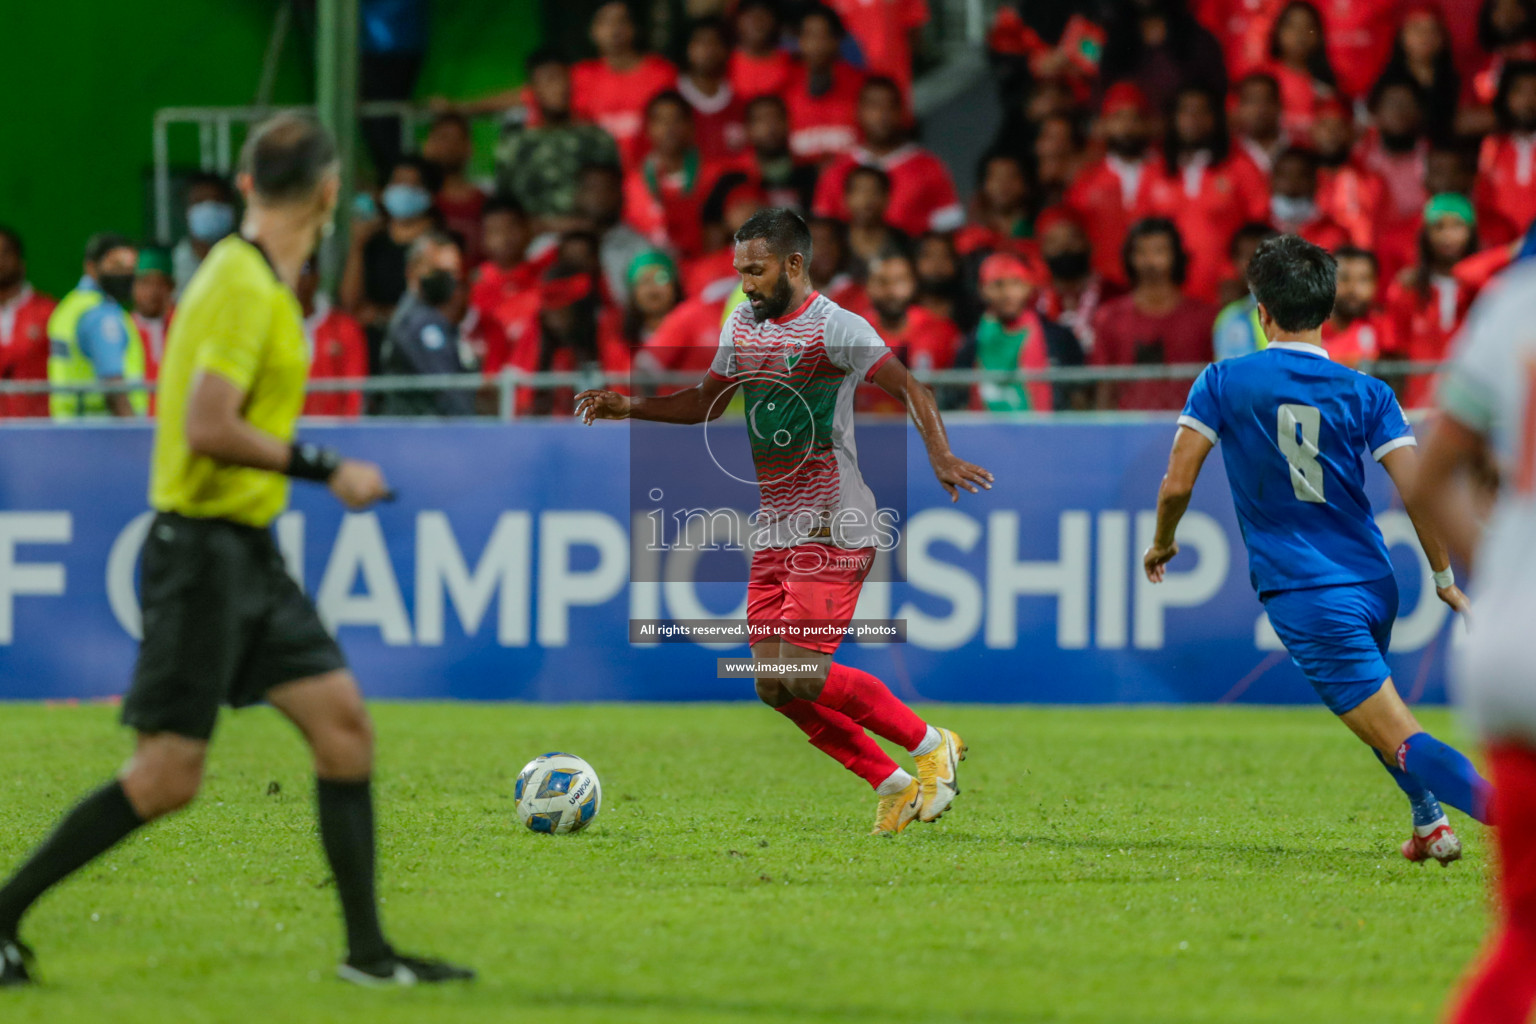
[576,373,739,426]
[1145,425,1215,582]
[870,356,994,502]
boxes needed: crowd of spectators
[6,0,1536,420]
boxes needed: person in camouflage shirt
[494,49,620,220]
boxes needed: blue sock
[1397,733,1492,825]
[1374,749,1444,827]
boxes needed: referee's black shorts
[122,512,348,741]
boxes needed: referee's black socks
[316,777,391,964]
[0,780,144,938]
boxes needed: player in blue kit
[1143,235,1491,864]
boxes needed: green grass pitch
[0,702,1491,1023]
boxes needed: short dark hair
[1235,70,1281,99]
[1494,59,1536,130]
[1333,245,1379,273]
[431,110,470,133]
[85,232,134,265]
[798,2,846,37]
[860,75,903,105]
[1229,221,1279,259]
[845,164,892,195]
[1246,234,1338,331]
[687,14,731,45]
[239,113,338,203]
[1122,217,1188,286]
[1273,146,1317,174]
[744,93,788,119]
[482,195,527,221]
[407,229,460,267]
[185,170,234,201]
[0,225,23,259]
[391,154,443,195]
[736,207,814,262]
[525,47,568,76]
[645,89,692,122]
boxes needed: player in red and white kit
[1417,260,1536,1023]
[576,208,992,835]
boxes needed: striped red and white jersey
[709,291,892,548]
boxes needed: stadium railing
[0,362,1451,421]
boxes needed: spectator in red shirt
[1320,245,1387,367]
[1467,0,1536,116]
[1475,60,1536,234]
[422,113,487,264]
[829,0,930,100]
[296,261,368,418]
[1311,97,1390,249]
[1269,147,1352,249]
[855,250,960,412]
[623,91,724,258]
[1382,193,1481,407]
[1375,1,1462,139]
[731,0,796,100]
[1035,206,1115,355]
[808,216,867,310]
[0,226,56,418]
[572,1,678,168]
[466,198,540,373]
[635,275,740,382]
[786,4,867,162]
[1066,83,1157,288]
[1264,0,1340,137]
[679,16,747,163]
[843,165,909,277]
[1231,71,1287,173]
[1316,0,1406,99]
[1134,84,1270,303]
[131,246,175,383]
[1033,113,1088,209]
[1091,217,1217,410]
[813,77,964,236]
[727,95,822,214]
[684,178,767,295]
[1358,76,1431,254]
[955,151,1037,259]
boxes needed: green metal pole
[316,0,359,289]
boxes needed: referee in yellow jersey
[0,114,472,989]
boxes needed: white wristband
[1432,567,1455,589]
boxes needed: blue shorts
[1262,576,1400,715]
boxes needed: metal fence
[0,361,1451,422]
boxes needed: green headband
[1424,193,1475,228]
[136,247,173,277]
[627,249,677,287]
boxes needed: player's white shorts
[1454,596,1536,745]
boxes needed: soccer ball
[514,752,602,834]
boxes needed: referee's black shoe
[337,949,475,987]
[0,938,34,987]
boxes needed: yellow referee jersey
[150,236,310,528]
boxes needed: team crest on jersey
[783,337,805,371]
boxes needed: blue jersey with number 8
[1178,341,1415,596]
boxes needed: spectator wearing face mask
[171,172,237,300]
[295,260,368,418]
[958,252,1085,413]
[341,156,441,365]
[1268,147,1350,249]
[1034,207,1113,356]
[47,233,147,419]
[1476,61,1536,237]
[0,225,57,418]
[1066,84,1156,288]
[131,246,175,384]
[378,231,475,417]
[422,112,487,263]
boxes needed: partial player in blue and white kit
[1144,235,1491,865]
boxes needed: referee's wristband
[286,442,343,483]
[1432,566,1456,590]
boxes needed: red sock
[1449,742,1536,1024]
[816,663,928,752]
[776,700,899,790]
